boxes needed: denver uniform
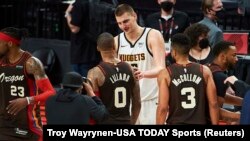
[167,63,206,124]
[117,28,158,124]
[0,52,42,140]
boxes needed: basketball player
[114,4,166,124]
[0,27,55,140]
[157,33,219,125]
[87,32,141,124]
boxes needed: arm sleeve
[234,80,250,98]
[213,72,228,98]
[86,96,109,122]
[34,78,55,103]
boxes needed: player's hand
[6,98,28,115]
[224,76,238,85]
[83,81,95,97]
[134,69,144,80]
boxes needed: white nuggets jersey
[118,28,158,101]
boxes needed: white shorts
[136,98,158,125]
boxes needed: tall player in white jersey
[114,4,166,124]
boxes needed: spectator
[146,0,190,53]
[88,32,141,124]
[184,23,214,65]
[114,4,166,124]
[156,33,219,125]
[46,72,108,124]
[65,0,101,77]
[199,0,224,48]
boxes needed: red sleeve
[94,91,100,97]
[34,78,55,102]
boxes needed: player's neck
[126,26,144,41]
[102,54,120,64]
[7,49,23,64]
[212,59,227,71]
[175,57,190,65]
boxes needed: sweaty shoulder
[202,65,213,81]
[25,56,47,79]
[147,28,163,42]
[87,66,104,90]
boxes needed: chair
[32,48,56,77]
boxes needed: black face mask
[199,38,210,49]
[160,1,174,12]
[215,8,226,19]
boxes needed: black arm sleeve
[213,72,228,98]
[234,80,250,98]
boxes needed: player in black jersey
[87,32,141,124]
[156,33,219,125]
[0,27,55,141]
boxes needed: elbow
[70,27,80,33]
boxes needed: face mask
[214,8,225,20]
[160,1,174,12]
[199,38,210,49]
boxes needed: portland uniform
[98,61,135,124]
[0,52,42,140]
[167,63,206,124]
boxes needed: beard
[226,60,236,70]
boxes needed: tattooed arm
[7,57,55,115]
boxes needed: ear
[132,11,137,19]
[220,53,227,62]
[7,41,13,47]
[206,8,211,14]
[157,0,161,5]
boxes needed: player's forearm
[220,108,240,121]
[31,78,55,103]
[143,66,164,78]
[209,102,219,125]
[131,104,140,125]
[156,106,167,124]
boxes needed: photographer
[45,72,108,124]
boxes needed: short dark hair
[213,41,235,57]
[97,32,114,51]
[115,4,135,17]
[171,33,191,56]
[0,27,28,40]
[201,0,214,14]
[184,23,209,47]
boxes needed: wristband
[26,97,30,105]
